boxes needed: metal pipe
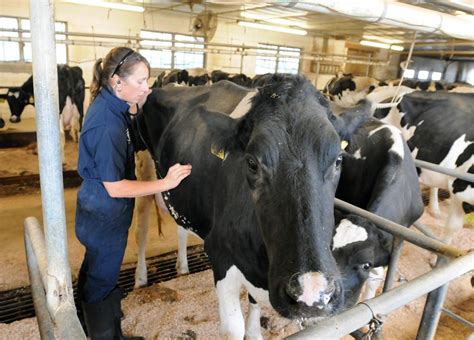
[28,1,85,338]
[383,237,403,293]
[441,308,474,329]
[334,199,467,258]
[24,221,55,340]
[413,222,442,242]
[0,36,389,67]
[416,257,449,340]
[414,159,474,183]
[287,251,474,339]
[277,0,474,40]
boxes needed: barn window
[21,20,67,64]
[431,71,442,81]
[0,17,20,61]
[403,69,415,79]
[255,43,301,74]
[418,70,430,80]
[139,30,204,69]
[0,16,67,63]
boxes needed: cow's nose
[286,272,334,308]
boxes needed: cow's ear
[329,99,371,141]
[197,106,242,153]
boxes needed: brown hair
[90,47,150,102]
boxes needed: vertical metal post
[240,44,245,74]
[416,257,449,339]
[383,237,404,292]
[315,61,320,88]
[24,228,55,340]
[29,0,72,312]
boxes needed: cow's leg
[216,267,245,340]
[245,294,263,340]
[134,195,153,288]
[429,187,440,218]
[176,225,189,275]
[442,197,465,244]
[69,103,81,143]
[361,266,385,301]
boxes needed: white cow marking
[229,91,257,119]
[296,272,329,307]
[368,124,405,158]
[333,219,368,250]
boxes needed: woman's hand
[163,163,192,190]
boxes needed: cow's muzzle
[286,272,337,309]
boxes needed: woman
[76,47,191,339]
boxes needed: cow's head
[332,212,392,307]
[6,87,33,123]
[208,75,346,318]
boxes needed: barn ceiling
[126,0,474,61]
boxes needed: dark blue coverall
[75,88,136,304]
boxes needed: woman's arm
[104,163,192,198]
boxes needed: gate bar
[287,251,474,339]
[414,159,474,183]
[334,199,466,258]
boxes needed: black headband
[111,49,134,78]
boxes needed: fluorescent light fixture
[238,21,307,36]
[360,40,404,51]
[63,0,144,12]
[362,34,403,44]
[403,69,415,79]
[418,70,429,80]
[240,12,308,29]
[450,0,474,10]
[431,72,442,81]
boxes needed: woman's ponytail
[90,58,103,102]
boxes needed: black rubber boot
[82,293,116,339]
[82,288,144,340]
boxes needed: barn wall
[1,1,394,119]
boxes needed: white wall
[0,1,383,119]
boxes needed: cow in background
[331,103,423,303]
[323,73,381,107]
[211,70,252,87]
[152,69,189,88]
[3,65,85,162]
[370,89,474,245]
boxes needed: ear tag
[341,140,349,150]
[211,143,227,160]
[28,96,35,104]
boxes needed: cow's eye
[361,262,372,271]
[335,154,343,169]
[247,157,258,174]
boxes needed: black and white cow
[134,75,348,338]
[4,65,85,162]
[211,70,252,87]
[5,65,85,133]
[323,74,381,108]
[372,90,474,244]
[152,69,190,88]
[331,105,424,303]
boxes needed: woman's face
[114,62,149,105]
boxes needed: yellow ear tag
[341,140,348,150]
[211,144,226,160]
[28,96,35,104]
[0,98,5,103]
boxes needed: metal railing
[288,159,473,339]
